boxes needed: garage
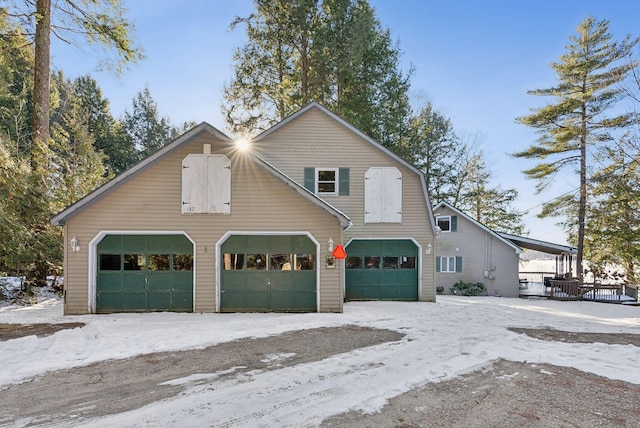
[220,235,317,312]
[345,239,418,300]
[96,234,194,313]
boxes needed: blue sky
[50,1,640,244]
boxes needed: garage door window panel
[365,256,380,269]
[383,256,399,269]
[223,253,244,270]
[124,254,146,270]
[100,254,121,271]
[346,256,363,269]
[400,256,416,269]
[173,254,193,271]
[271,254,292,270]
[148,254,170,271]
[247,254,267,270]
[294,254,314,270]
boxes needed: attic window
[437,216,451,232]
[304,167,349,196]
[317,168,338,194]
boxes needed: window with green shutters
[436,256,462,273]
[304,167,349,195]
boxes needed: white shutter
[364,167,402,223]
[382,167,402,223]
[364,168,383,223]
[207,155,231,214]
[182,155,207,214]
[182,154,231,214]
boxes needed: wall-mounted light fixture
[70,236,80,252]
[426,242,432,254]
[328,237,334,252]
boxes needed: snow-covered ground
[0,294,638,427]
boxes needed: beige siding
[63,134,344,314]
[435,205,520,297]
[253,107,436,301]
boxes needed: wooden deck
[519,279,639,305]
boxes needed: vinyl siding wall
[62,132,344,314]
[253,108,436,301]
[434,205,520,297]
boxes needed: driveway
[0,325,402,426]
[0,324,638,427]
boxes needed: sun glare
[235,137,251,152]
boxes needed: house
[51,103,437,314]
[433,201,522,297]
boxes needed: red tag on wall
[332,245,347,259]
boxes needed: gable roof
[499,233,577,256]
[252,102,436,235]
[51,121,351,229]
[433,201,522,254]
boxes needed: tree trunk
[300,35,309,105]
[27,0,52,292]
[32,0,51,155]
[577,111,587,282]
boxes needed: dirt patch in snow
[508,327,640,347]
[322,358,640,428]
[323,328,640,427]
[0,322,85,341]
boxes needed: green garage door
[345,239,418,301]
[97,234,194,313]
[220,235,317,312]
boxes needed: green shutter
[455,256,462,272]
[304,168,315,192]
[339,168,350,195]
[451,215,457,232]
[435,256,441,272]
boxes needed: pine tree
[0,13,33,155]
[223,0,412,150]
[72,75,134,175]
[0,133,61,291]
[123,86,178,161]
[400,102,463,202]
[445,147,525,235]
[513,17,639,280]
[456,150,524,234]
[585,141,640,283]
[49,72,111,210]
